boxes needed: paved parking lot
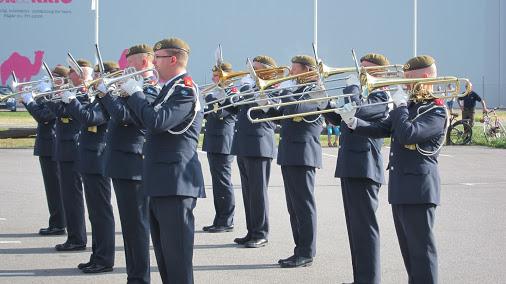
[0,146,505,283]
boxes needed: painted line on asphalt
[0,218,6,221]
[0,272,35,276]
[0,241,21,244]
[322,153,337,158]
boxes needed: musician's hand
[120,78,143,96]
[21,92,34,104]
[61,91,76,104]
[345,74,360,87]
[337,102,357,129]
[392,85,408,107]
[240,75,255,88]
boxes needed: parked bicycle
[481,107,506,142]
[446,113,472,145]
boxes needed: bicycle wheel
[449,121,473,145]
[483,118,494,142]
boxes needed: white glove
[392,85,408,107]
[61,91,76,104]
[21,92,34,104]
[337,102,358,129]
[240,75,255,88]
[97,81,111,94]
[37,80,52,92]
[120,78,143,96]
[278,79,295,92]
[345,74,360,87]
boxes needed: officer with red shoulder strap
[340,55,447,284]
[120,37,205,284]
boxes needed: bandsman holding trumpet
[340,55,447,284]
[228,55,278,248]
[121,38,205,284]
[324,53,391,284]
[62,61,118,273]
[43,59,91,252]
[202,62,238,233]
[97,44,157,283]
[20,65,69,236]
[261,55,323,267]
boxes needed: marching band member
[62,61,118,273]
[97,44,157,283]
[121,38,205,284]
[202,62,238,233]
[44,59,90,252]
[227,55,278,248]
[261,55,323,267]
[325,53,391,284]
[340,55,447,284]
[20,66,69,236]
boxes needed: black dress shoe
[244,238,268,248]
[55,242,86,251]
[280,256,313,268]
[39,227,66,236]
[77,261,94,270]
[82,263,113,274]
[208,225,234,233]
[202,225,214,231]
[278,255,296,264]
[233,235,251,245]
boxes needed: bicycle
[481,107,506,142]
[446,113,473,145]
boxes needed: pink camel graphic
[118,48,129,70]
[1,51,44,85]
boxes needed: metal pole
[413,0,417,57]
[94,0,99,64]
[314,0,318,54]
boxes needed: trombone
[246,76,472,123]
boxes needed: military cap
[94,61,120,73]
[403,55,436,71]
[212,62,233,72]
[291,55,317,69]
[126,44,153,58]
[253,55,277,67]
[153,37,190,53]
[360,53,390,66]
[76,59,92,68]
[52,65,69,77]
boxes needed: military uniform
[23,98,65,231]
[325,85,389,283]
[65,96,115,268]
[226,83,276,245]
[264,81,323,260]
[202,84,238,230]
[353,98,447,284]
[45,96,87,247]
[98,83,157,283]
[127,65,205,283]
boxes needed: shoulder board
[183,76,194,87]
[174,83,195,96]
[143,85,159,96]
[226,86,239,94]
[433,98,445,106]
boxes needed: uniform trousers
[341,177,381,284]
[281,165,317,258]
[207,153,235,227]
[236,156,271,239]
[82,173,115,267]
[392,204,438,284]
[39,156,65,228]
[113,178,150,284]
[149,196,197,284]
[57,161,86,245]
